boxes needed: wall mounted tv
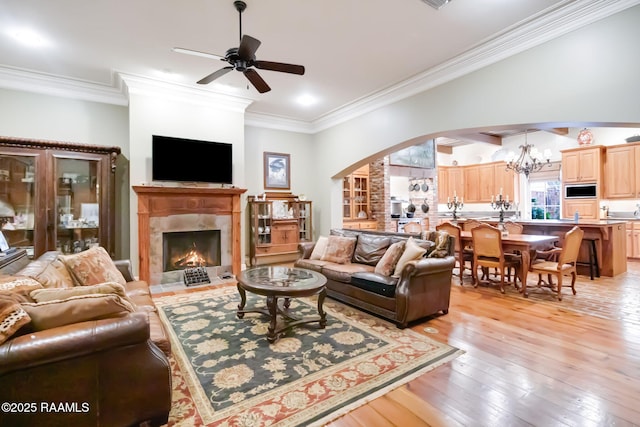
[152,135,232,184]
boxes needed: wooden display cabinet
[248,193,313,266]
[343,165,375,229]
[0,137,120,258]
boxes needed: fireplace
[162,230,221,272]
[133,186,246,285]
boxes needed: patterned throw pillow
[0,294,31,345]
[0,276,43,302]
[427,230,450,258]
[22,294,135,331]
[60,246,127,286]
[394,237,428,276]
[374,241,406,276]
[310,236,329,260]
[320,236,357,264]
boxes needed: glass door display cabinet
[248,194,313,266]
[292,200,312,243]
[0,137,120,258]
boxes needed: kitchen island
[518,219,627,277]
[447,218,627,277]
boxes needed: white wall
[0,88,128,150]
[312,5,640,234]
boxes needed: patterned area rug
[154,286,463,426]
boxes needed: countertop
[440,216,629,226]
[518,219,627,226]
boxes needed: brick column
[368,157,391,231]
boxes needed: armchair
[530,225,584,300]
[471,224,521,293]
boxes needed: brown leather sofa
[295,229,455,328]
[0,251,171,427]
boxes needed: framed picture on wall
[264,152,290,190]
[389,139,436,169]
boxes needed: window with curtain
[530,180,561,219]
[528,161,561,219]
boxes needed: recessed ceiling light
[7,28,50,48]
[296,94,318,107]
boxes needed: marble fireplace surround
[133,186,246,285]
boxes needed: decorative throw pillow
[427,231,450,258]
[22,294,135,331]
[320,236,357,264]
[30,282,128,303]
[393,237,428,276]
[374,241,406,276]
[0,294,31,345]
[310,236,329,260]
[34,260,76,288]
[60,246,127,286]
[0,276,43,302]
[353,234,391,266]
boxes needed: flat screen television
[152,135,232,184]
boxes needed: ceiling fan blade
[244,69,271,93]
[254,61,305,75]
[172,47,224,61]
[237,35,261,60]
[197,66,234,85]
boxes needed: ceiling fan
[173,0,305,93]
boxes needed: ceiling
[0,0,636,131]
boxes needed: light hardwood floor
[325,261,640,427]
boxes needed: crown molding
[244,111,315,134]
[118,72,255,112]
[0,65,128,106]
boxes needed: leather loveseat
[0,249,171,427]
[295,229,455,328]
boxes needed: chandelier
[505,130,552,178]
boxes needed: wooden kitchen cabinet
[463,166,480,202]
[449,167,464,199]
[561,146,604,183]
[0,137,120,258]
[494,162,517,202]
[626,221,640,259]
[563,199,599,220]
[462,162,514,203]
[478,164,496,202]
[605,143,640,198]
[437,167,448,202]
[248,194,312,266]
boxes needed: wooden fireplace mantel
[133,186,247,283]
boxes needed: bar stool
[576,237,600,280]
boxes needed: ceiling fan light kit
[421,0,452,10]
[174,0,305,93]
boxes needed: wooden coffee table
[237,266,327,343]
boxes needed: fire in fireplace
[162,230,221,272]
